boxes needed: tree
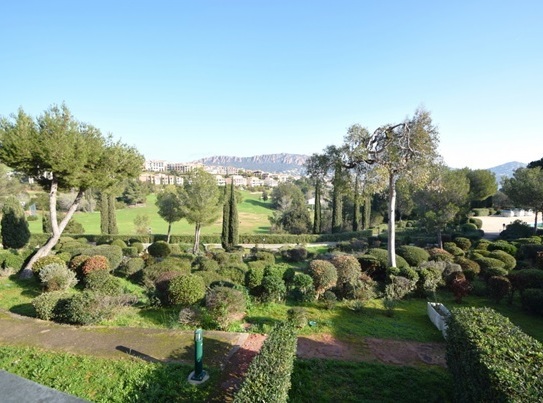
[527,157,543,169]
[0,104,144,278]
[269,182,311,234]
[134,214,151,235]
[414,165,470,248]
[345,108,440,267]
[464,168,498,208]
[305,153,329,234]
[502,167,543,234]
[156,185,184,243]
[1,196,31,249]
[120,179,147,205]
[178,168,222,254]
[221,181,239,249]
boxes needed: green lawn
[28,190,273,235]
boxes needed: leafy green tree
[414,165,470,248]
[121,179,147,205]
[1,196,30,249]
[269,182,311,234]
[156,185,184,243]
[305,153,329,234]
[345,108,440,267]
[134,214,151,235]
[178,169,222,253]
[463,168,498,208]
[0,104,144,277]
[527,157,543,169]
[0,164,25,204]
[502,167,543,234]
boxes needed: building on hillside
[145,160,167,172]
[139,173,183,185]
[166,162,202,173]
[230,175,246,187]
[215,175,226,186]
[246,176,262,187]
[263,177,278,187]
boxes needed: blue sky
[1,1,542,169]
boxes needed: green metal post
[191,328,207,381]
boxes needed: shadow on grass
[9,303,36,317]
[244,199,272,210]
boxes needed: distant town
[140,160,300,188]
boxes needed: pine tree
[1,196,31,249]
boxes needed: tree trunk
[167,222,172,243]
[363,195,371,230]
[437,229,443,249]
[193,222,201,254]
[534,210,540,236]
[229,182,239,247]
[353,174,360,232]
[100,192,109,234]
[313,180,321,234]
[387,173,397,268]
[20,184,84,279]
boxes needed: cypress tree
[228,181,239,247]
[99,192,109,234]
[1,197,30,249]
[353,174,360,232]
[221,185,230,249]
[331,172,343,233]
[107,193,118,234]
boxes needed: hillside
[195,153,309,174]
[487,161,526,184]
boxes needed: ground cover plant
[0,345,216,402]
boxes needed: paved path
[477,213,541,239]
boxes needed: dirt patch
[366,337,446,367]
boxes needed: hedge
[234,322,297,403]
[446,307,543,402]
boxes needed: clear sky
[1,1,542,169]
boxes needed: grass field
[28,190,273,235]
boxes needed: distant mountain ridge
[196,153,309,174]
[195,153,526,178]
[488,161,526,183]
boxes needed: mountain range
[197,153,526,179]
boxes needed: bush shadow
[244,199,272,210]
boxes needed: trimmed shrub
[415,265,443,297]
[245,266,265,291]
[475,239,491,250]
[193,256,219,272]
[58,291,134,325]
[308,260,337,298]
[68,255,90,273]
[468,217,483,228]
[117,257,145,278]
[84,270,123,296]
[487,275,512,303]
[78,245,123,270]
[471,208,489,217]
[147,241,171,258]
[428,248,454,263]
[234,322,297,403]
[454,256,481,281]
[217,266,246,285]
[252,251,276,265]
[131,241,144,253]
[32,291,67,321]
[122,246,139,258]
[488,240,517,256]
[39,263,78,292]
[194,271,228,287]
[475,256,506,272]
[461,223,478,232]
[205,286,247,330]
[290,273,315,302]
[446,307,543,402]
[521,288,543,315]
[397,245,430,267]
[154,271,184,305]
[81,255,110,276]
[443,242,464,257]
[287,307,307,329]
[488,250,516,271]
[261,275,286,303]
[111,239,127,249]
[280,247,308,263]
[508,269,543,296]
[322,290,337,309]
[1,253,24,271]
[32,255,66,274]
[449,273,471,303]
[453,237,472,251]
[330,255,362,299]
[168,274,206,306]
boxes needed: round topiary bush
[453,237,472,252]
[428,248,455,263]
[1,253,24,271]
[520,288,543,315]
[193,256,219,272]
[287,307,308,329]
[308,259,337,299]
[488,275,512,303]
[117,257,145,278]
[122,246,139,258]
[245,265,265,291]
[252,251,276,265]
[397,245,430,267]
[32,291,68,321]
[81,255,110,276]
[488,240,517,256]
[60,291,114,325]
[147,241,171,258]
[168,274,206,306]
[454,256,481,281]
[330,255,362,299]
[131,241,144,253]
[444,242,465,257]
[488,250,516,271]
[84,270,123,296]
[261,274,286,303]
[290,273,315,302]
[39,263,78,292]
[32,255,66,274]
[205,286,247,330]
[111,239,128,249]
